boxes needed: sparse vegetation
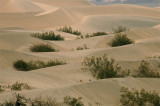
[85,32,107,38]
[0,94,87,106]
[0,94,62,106]
[135,60,160,78]
[30,43,56,52]
[64,96,84,106]
[31,31,64,41]
[109,33,134,47]
[77,44,89,50]
[13,60,66,71]
[77,32,107,39]
[11,82,31,91]
[0,85,4,93]
[57,25,81,36]
[82,54,130,79]
[120,87,160,106]
[112,26,129,33]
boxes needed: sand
[0,0,160,105]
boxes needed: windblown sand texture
[0,0,160,105]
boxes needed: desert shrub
[92,32,107,36]
[109,33,134,47]
[77,44,89,50]
[120,87,160,106]
[13,60,66,71]
[31,97,62,106]
[11,82,31,91]
[13,60,28,71]
[1,94,62,106]
[64,96,84,106]
[135,60,160,78]
[0,85,4,93]
[82,54,130,79]
[31,31,64,41]
[57,25,81,36]
[112,26,129,33]
[30,43,56,52]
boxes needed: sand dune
[0,0,44,13]
[0,0,160,105]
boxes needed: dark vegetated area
[31,31,64,41]
[30,43,56,52]
[120,87,160,106]
[109,33,134,47]
[13,60,66,71]
[57,25,81,36]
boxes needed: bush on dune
[120,87,160,106]
[112,26,129,33]
[134,60,160,78]
[11,82,31,91]
[31,31,64,41]
[57,25,81,36]
[82,54,130,79]
[30,43,56,52]
[109,33,134,47]
[13,60,66,71]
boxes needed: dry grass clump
[13,60,66,71]
[109,33,134,47]
[11,82,31,91]
[120,87,160,106]
[30,43,56,52]
[64,96,84,106]
[77,44,89,50]
[31,31,64,41]
[134,60,160,78]
[112,26,129,33]
[0,94,86,106]
[0,85,4,93]
[57,25,81,36]
[0,94,63,106]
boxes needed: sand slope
[0,0,160,105]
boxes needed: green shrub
[120,87,160,106]
[57,25,81,36]
[31,31,64,41]
[13,60,66,71]
[82,54,130,79]
[11,82,31,91]
[64,96,84,106]
[135,60,160,78]
[109,33,134,47]
[30,43,56,52]
[112,26,129,33]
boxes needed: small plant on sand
[57,25,81,36]
[82,54,130,79]
[13,60,66,71]
[64,96,84,106]
[30,43,56,52]
[0,85,4,93]
[31,31,64,41]
[109,33,134,47]
[11,82,31,91]
[120,87,160,106]
[134,60,160,78]
[77,44,89,50]
[1,94,62,106]
[91,32,107,37]
[112,26,129,33]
